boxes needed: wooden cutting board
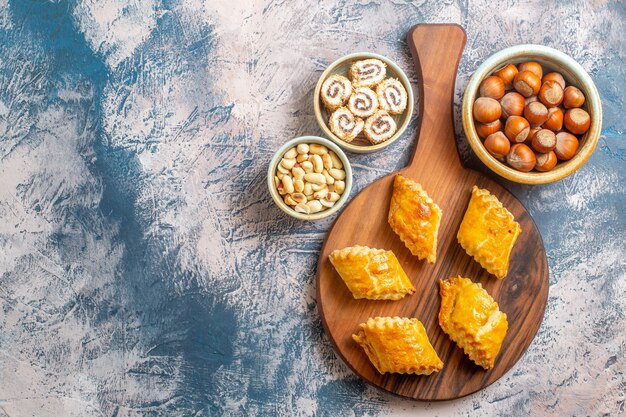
[316,24,549,400]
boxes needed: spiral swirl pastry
[329,107,365,143]
[349,59,387,88]
[348,87,379,118]
[377,78,408,115]
[364,110,397,144]
[321,75,353,110]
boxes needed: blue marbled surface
[0,1,624,416]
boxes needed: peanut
[294,203,310,214]
[320,198,335,208]
[334,180,345,194]
[304,173,325,185]
[292,166,305,180]
[296,143,309,154]
[311,183,326,191]
[313,187,329,200]
[284,147,297,159]
[322,153,333,170]
[306,200,323,213]
[329,151,343,169]
[329,168,345,180]
[322,169,335,185]
[281,175,294,194]
[281,158,296,170]
[294,179,304,192]
[309,143,328,155]
[291,193,307,204]
[301,161,313,173]
[303,182,313,196]
[296,154,308,163]
[311,154,323,173]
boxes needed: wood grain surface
[316,24,549,401]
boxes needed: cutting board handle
[405,24,467,175]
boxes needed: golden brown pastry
[352,317,443,374]
[328,246,415,300]
[457,186,521,279]
[439,276,508,369]
[388,175,442,263]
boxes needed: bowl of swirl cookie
[314,52,414,154]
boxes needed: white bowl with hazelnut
[462,45,602,184]
[268,136,353,220]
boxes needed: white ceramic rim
[267,136,353,220]
[314,52,415,154]
[462,44,603,184]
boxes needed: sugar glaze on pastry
[439,276,508,369]
[352,317,443,374]
[328,107,364,143]
[377,78,408,114]
[364,110,397,144]
[328,245,414,300]
[320,75,352,110]
[349,58,387,88]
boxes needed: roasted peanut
[328,151,343,169]
[303,182,313,196]
[320,198,335,208]
[313,187,329,200]
[322,154,333,170]
[281,158,296,170]
[329,168,345,180]
[294,203,310,214]
[281,175,294,194]
[301,161,313,173]
[322,169,335,185]
[311,154,323,173]
[284,147,297,159]
[291,193,307,204]
[294,179,304,193]
[326,192,340,202]
[306,200,323,213]
[334,181,345,194]
[311,182,326,191]
[292,166,305,180]
[296,143,309,154]
[296,154,308,163]
[277,163,290,174]
[304,173,325,185]
[309,144,328,155]
[284,194,296,206]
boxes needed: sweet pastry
[320,75,353,110]
[348,87,379,118]
[349,58,387,88]
[352,317,443,375]
[457,186,521,279]
[363,110,397,144]
[439,276,508,369]
[328,107,364,143]
[328,245,415,300]
[377,78,408,114]
[388,175,442,263]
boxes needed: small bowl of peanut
[268,136,353,220]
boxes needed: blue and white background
[0,1,624,416]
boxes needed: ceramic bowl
[462,45,602,184]
[314,52,414,154]
[267,136,353,220]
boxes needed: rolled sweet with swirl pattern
[364,110,397,144]
[377,78,408,115]
[348,87,379,118]
[349,59,387,88]
[321,75,353,110]
[329,107,365,143]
